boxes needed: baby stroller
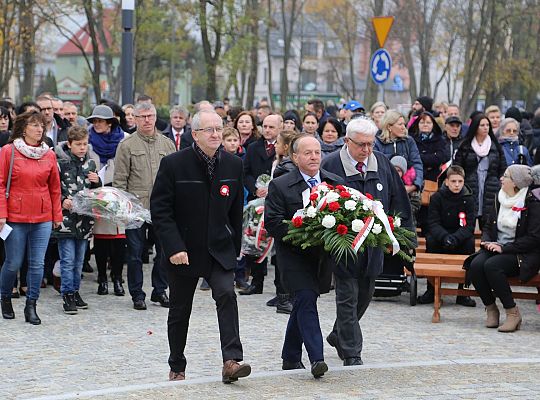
[373,250,417,305]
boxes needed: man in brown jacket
[113,102,175,310]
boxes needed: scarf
[89,125,124,164]
[471,135,491,158]
[194,143,218,180]
[13,138,50,159]
[497,187,528,244]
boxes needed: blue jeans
[126,223,167,301]
[58,238,88,295]
[0,222,52,300]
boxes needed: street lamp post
[121,0,135,104]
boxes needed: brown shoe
[222,360,251,383]
[169,370,185,381]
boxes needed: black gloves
[443,234,459,249]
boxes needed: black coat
[273,157,295,179]
[412,131,448,181]
[243,138,275,199]
[150,146,244,278]
[265,168,343,294]
[321,147,415,277]
[481,187,540,282]
[426,184,475,245]
[163,123,191,149]
[454,140,506,219]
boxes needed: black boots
[276,294,293,314]
[24,299,41,325]
[97,281,108,295]
[74,292,88,309]
[1,297,15,319]
[113,280,125,296]
[63,293,78,314]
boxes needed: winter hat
[283,110,301,130]
[416,96,433,112]
[507,164,533,189]
[505,106,522,123]
[390,155,408,174]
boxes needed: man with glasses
[150,109,251,383]
[36,95,70,145]
[113,102,176,310]
[321,117,415,366]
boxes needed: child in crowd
[53,126,100,314]
[222,127,245,158]
[272,130,300,178]
[390,156,421,228]
[418,165,476,306]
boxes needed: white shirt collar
[346,145,368,169]
[299,170,321,186]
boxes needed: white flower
[351,219,364,233]
[306,206,317,218]
[394,217,401,227]
[325,191,340,202]
[321,215,336,229]
[344,200,357,211]
[372,223,382,235]
[318,185,329,192]
[362,199,373,211]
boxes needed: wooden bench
[411,252,540,322]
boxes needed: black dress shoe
[239,285,263,295]
[417,289,434,304]
[310,361,328,378]
[343,357,363,366]
[97,282,108,295]
[150,292,170,308]
[235,280,250,290]
[456,296,476,307]
[276,294,293,314]
[133,299,147,310]
[282,360,305,370]
[326,333,344,360]
[113,280,125,296]
[266,295,278,307]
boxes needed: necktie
[307,178,318,188]
[266,142,275,156]
[356,162,366,175]
[175,133,180,150]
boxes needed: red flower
[328,202,340,212]
[336,224,348,235]
[335,185,346,191]
[292,216,303,228]
[326,184,334,190]
[309,192,319,201]
[220,185,230,197]
[365,193,374,200]
[388,216,394,231]
[340,191,351,199]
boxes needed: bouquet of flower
[241,198,273,262]
[71,187,151,229]
[256,174,271,189]
[283,183,416,265]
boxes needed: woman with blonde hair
[370,101,388,129]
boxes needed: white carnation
[344,200,357,211]
[372,223,382,235]
[321,215,336,228]
[325,191,340,202]
[318,185,329,192]
[306,206,317,218]
[351,219,364,233]
[394,217,401,227]
[362,199,373,211]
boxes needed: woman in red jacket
[0,111,62,324]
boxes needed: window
[300,69,317,91]
[326,70,335,93]
[301,41,318,58]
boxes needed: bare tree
[0,0,20,97]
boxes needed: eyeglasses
[196,126,224,134]
[135,114,156,120]
[347,137,375,149]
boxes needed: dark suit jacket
[244,138,275,199]
[265,167,343,294]
[163,124,192,150]
[150,145,244,278]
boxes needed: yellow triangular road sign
[372,16,394,48]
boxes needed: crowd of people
[0,92,539,381]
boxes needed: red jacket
[0,144,62,223]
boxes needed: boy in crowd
[53,126,100,314]
[222,127,244,158]
[418,165,476,306]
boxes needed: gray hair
[169,105,189,118]
[191,110,222,131]
[346,117,378,138]
[194,101,214,113]
[499,117,520,136]
[134,102,156,116]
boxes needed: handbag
[5,144,15,199]
[420,179,438,206]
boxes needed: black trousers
[167,259,243,373]
[94,238,126,283]
[426,235,475,255]
[468,250,519,309]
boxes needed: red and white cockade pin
[220,185,230,197]
[458,212,466,227]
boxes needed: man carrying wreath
[265,135,343,378]
[150,110,251,383]
[321,117,415,366]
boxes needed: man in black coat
[150,110,251,383]
[265,135,343,379]
[321,117,415,366]
[239,114,282,296]
[161,106,191,151]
